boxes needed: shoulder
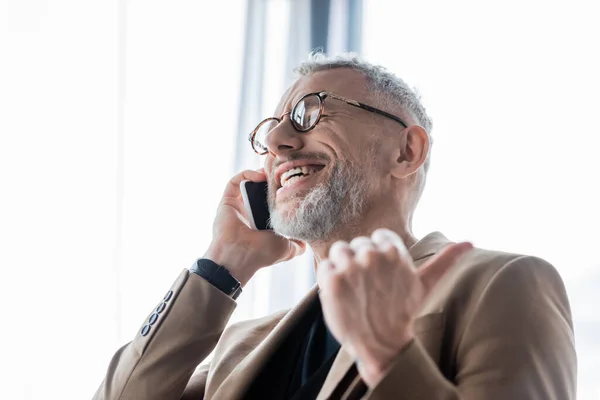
[425,246,571,327]
[428,246,574,360]
[441,246,566,301]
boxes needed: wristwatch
[189,258,243,300]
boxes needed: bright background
[0,0,598,398]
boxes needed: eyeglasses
[248,91,409,155]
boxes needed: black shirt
[286,298,341,399]
[244,297,342,400]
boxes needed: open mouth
[276,164,326,197]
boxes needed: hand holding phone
[203,169,305,285]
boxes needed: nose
[264,112,305,157]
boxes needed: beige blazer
[93,232,577,399]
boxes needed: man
[94,54,576,399]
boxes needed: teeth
[283,175,302,187]
[280,166,321,187]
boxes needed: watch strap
[190,258,242,300]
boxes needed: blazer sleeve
[93,269,237,400]
[363,255,577,400]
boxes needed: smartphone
[240,180,272,230]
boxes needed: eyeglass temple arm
[323,92,408,128]
[355,103,408,128]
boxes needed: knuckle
[371,228,397,240]
[357,247,383,266]
[371,227,391,237]
[349,236,371,249]
[329,240,351,256]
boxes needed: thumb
[265,232,306,262]
[418,242,473,295]
[285,238,307,260]
[278,237,306,262]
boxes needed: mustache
[272,151,331,170]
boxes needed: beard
[267,157,372,243]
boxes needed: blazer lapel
[211,285,320,400]
[316,346,355,400]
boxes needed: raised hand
[317,228,473,387]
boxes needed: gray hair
[294,52,433,175]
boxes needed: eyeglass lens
[252,94,322,154]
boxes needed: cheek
[267,173,278,199]
[355,147,387,191]
[264,157,278,182]
[330,121,374,155]
[263,156,273,170]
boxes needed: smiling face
[263,68,392,242]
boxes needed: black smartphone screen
[243,180,271,230]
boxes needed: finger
[371,229,409,253]
[328,241,354,271]
[289,238,306,249]
[271,234,307,262]
[349,236,379,266]
[349,236,375,255]
[285,238,307,260]
[222,169,267,199]
[316,259,335,288]
[418,242,473,294]
[370,228,408,264]
[219,196,247,217]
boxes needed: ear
[390,125,430,179]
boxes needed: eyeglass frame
[248,91,409,155]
